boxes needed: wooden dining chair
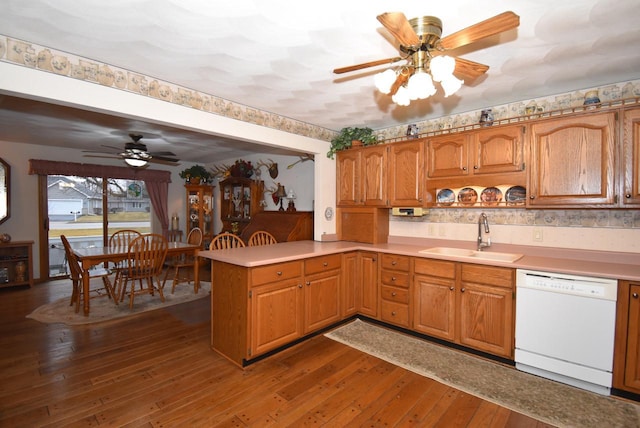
[119,233,168,309]
[108,229,142,295]
[162,227,202,293]
[209,232,246,250]
[248,230,277,246]
[60,235,117,313]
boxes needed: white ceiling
[0,0,639,164]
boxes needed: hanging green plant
[327,127,379,159]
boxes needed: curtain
[29,159,172,233]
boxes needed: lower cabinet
[343,251,378,318]
[613,281,640,394]
[379,254,411,327]
[303,254,342,333]
[414,259,515,359]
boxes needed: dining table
[73,241,202,316]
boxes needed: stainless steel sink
[419,247,523,263]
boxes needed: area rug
[325,319,640,428]
[27,282,210,326]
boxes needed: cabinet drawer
[380,270,410,288]
[304,254,342,275]
[461,263,513,289]
[251,261,302,287]
[380,300,410,327]
[381,254,410,271]
[381,285,409,303]
[414,258,456,279]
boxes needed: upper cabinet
[388,140,425,206]
[426,125,524,178]
[528,112,616,207]
[336,145,387,206]
[622,107,640,206]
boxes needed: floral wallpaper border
[392,208,640,229]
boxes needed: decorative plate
[436,189,455,206]
[458,187,478,205]
[481,187,503,206]
[505,186,526,205]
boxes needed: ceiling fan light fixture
[374,68,397,94]
[429,55,456,82]
[440,74,464,97]
[124,157,148,168]
[406,70,436,100]
[391,85,410,106]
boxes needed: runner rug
[325,319,640,428]
[27,282,210,326]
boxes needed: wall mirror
[0,158,9,225]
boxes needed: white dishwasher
[515,269,618,395]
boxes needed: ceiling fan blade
[150,155,179,163]
[148,157,181,166]
[333,57,403,74]
[148,151,177,157]
[377,12,420,47]
[389,70,410,96]
[83,154,121,160]
[439,11,520,51]
[453,57,490,79]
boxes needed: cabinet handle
[298,284,303,288]
[462,166,467,171]
[473,165,478,170]
[633,293,639,299]
[391,261,397,265]
[461,288,466,292]
[276,271,282,276]
[323,262,328,267]
[626,194,632,199]
[391,276,396,281]
[449,286,455,291]
[391,292,397,297]
[391,311,396,316]
[306,281,310,286]
[529,195,535,200]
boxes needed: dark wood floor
[0,269,554,427]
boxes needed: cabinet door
[414,274,456,341]
[388,140,425,206]
[458,282,513,358]
[342,252,358,317]
[361,146,387,206]
[426,134,469,178]
[336,150,361,206]
[250,279,303,357]
[358,251,378,317]
[622,108,640,206]
[529,112,616,207]
[624,284,640,390]
[304,270,341,333]
[472,125,524,175]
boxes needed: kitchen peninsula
[202,238,638,352]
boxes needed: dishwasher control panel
[516,269,617,300]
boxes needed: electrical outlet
[533,228,543,242]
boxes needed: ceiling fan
[334,11,520,105]
[83,133,180,167]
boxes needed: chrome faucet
[477,212,491,251]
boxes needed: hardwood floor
[0,270,554,427]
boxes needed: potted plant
[179,164,212,184]
[327,127,379,159]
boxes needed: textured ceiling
[0,0,639,164]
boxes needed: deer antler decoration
[287,153,314,169]
[210,163,232,179]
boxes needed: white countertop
[198,238,640,282]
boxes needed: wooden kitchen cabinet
[622,108,640,206]
[379,254,411,327]
[459,263,515,359]
[342,251,378,318]
[528,111,616,207]
[413,258,457,342]
[336,145,387,206]
[613,281,640,395]
[413,258,515,359]
[303,254,341,333]
[426,125,524,179]
[388,140,425,206]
